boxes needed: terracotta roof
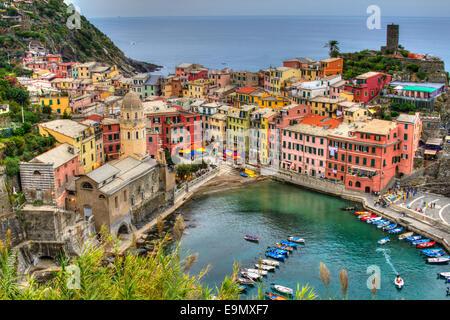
[236,86,259,94]
[299,114,341,129]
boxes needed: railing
[174,167,220,201]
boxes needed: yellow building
[249,108,278,164]
[38,119,97,174]
[257,95,290,110]
[75,62,97,79]
[301,62,321,81]
[227,105,257,159]
[39,95,71,115]
[265,67,301,96]
[343,106,368,124]
[309,96,347,118]
[184,79,212,99]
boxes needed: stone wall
[0,212,26,247]
[131,192,167,229]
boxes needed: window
[114,196,119,209]
[81,182,93,190]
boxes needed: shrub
[406,63,420,73]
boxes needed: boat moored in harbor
[399,232,414,240]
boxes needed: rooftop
[29,143,78,169]
[357,119,397,135]
[39,119,90,138]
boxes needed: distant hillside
[0,0,160,76]
[340,50,449,84]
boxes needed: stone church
[71,92,175,235]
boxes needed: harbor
[173,179,450,300]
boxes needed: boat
[265,292,287,300]
[279,240,298,248]
[412,238,431,245]
[378,237,390,245]
[271,284,294,295]
[261,259,280,267]
[377,221,391,228]
[275,243,294,252]
[428,257,450,264]
[244,235,259,242]
[373,219,388,225]
[244,268,268,276]
[254,264,276,271]
[383,224,398,231]
[341,206,356,211]
[265,251,285,261]
[240,172,248,178]
[288,236,305,243]
[361,215,377,221]
[394,276,404,289]
[355,211,371,216]
[417,241,436,248]
[398,232,414,240]
[438,272,450,279]
[388,227,403,234]
[267,247,289,256]
[406,235,421,242]
[421,249,444,254]
[237,277,256,285]
[240,271,262,280]
[423,251,446,258]
[238,285,247,292]
[367,217,382,223]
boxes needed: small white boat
[244,268,268,276]
[288,236,305,243]
[367,217,382,223]
[394,276,404,289]
[438,272,450,279]
[272,284,294,295]
[428,257,450,264]
[240,271,262,280]
[398,232,414,240]
[261,259,280,267]
[254,264,276,271]
[378,237,390,245]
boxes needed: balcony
[348,166,377,179]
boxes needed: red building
[345,72,392,104]
[57,62,76,78]
[325,117,420,193]
[102,118,121,160]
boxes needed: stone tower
[119,92,148,160]
[386,24,399,52]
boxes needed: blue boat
[412,238,431,245]
[388,227,403,234]
[378,237,390,245]
[374,219,388,225]
[383,224,397,231]
[265,251,285,261]
[240,173,248,178]
[422,249,445,255]
[280,240,298,248]
[377,221,391,228]
[423,251,446,258]
[406,235,421,242]
[267,247,289,255]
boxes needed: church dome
[121,92,143,110]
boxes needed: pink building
[345,72,392,104]
[20,143,80,208]
[209,69,231,88]
[281,115,341,176]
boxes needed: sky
[65,0,450,18]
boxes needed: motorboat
[412,238,431,245]
[373,219,388,225]
[427,257,450,264]
[275,243,294,252]
[383,224,398,231]
[240,271,262,280]
[288,236,305,243]
[377,221,391,228]
[279,240,298,248]
[417,241,436,248]
[406,235,421,242]
[265,251,285,261]
[421,249,445,255]
[388,227,403,234]
[361,215,377,221]
[367,217,382,223]
[341,207,356,211]
[265,292,287,300]
[244,235,259,242]
[378,237,390,245]
[355,211,371,216]
[398,232,414,240]
[394,276,404,289]
[267,247,289,256]
[271,284,294,295]
[438,272,450,279]
[244,268,268,276]
[254,264,276,272]
[261,259,280,267]
[237,277,256,285]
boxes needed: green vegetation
[176,161,208,182]
[324,40,340,58]
[341,50,403,79]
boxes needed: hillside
[340,50,449,84]
[0,0,160,76]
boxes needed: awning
[351,166,377,173]
[424,150,437,155]
[425,138,442,146]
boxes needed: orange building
[320,58,343,77]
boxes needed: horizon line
[88,14,450,19]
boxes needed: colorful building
[264,67,301,96]
[319,57,343,77]
[38,119,97,174]
[345,72,392,104]
[309,96,347,118]
[102,118,121,160]
[39,94,71,115]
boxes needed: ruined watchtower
[381,24,399,53]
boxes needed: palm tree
[324,40,340,57]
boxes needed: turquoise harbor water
[176,181,449,300]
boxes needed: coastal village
[0,1,450,291]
